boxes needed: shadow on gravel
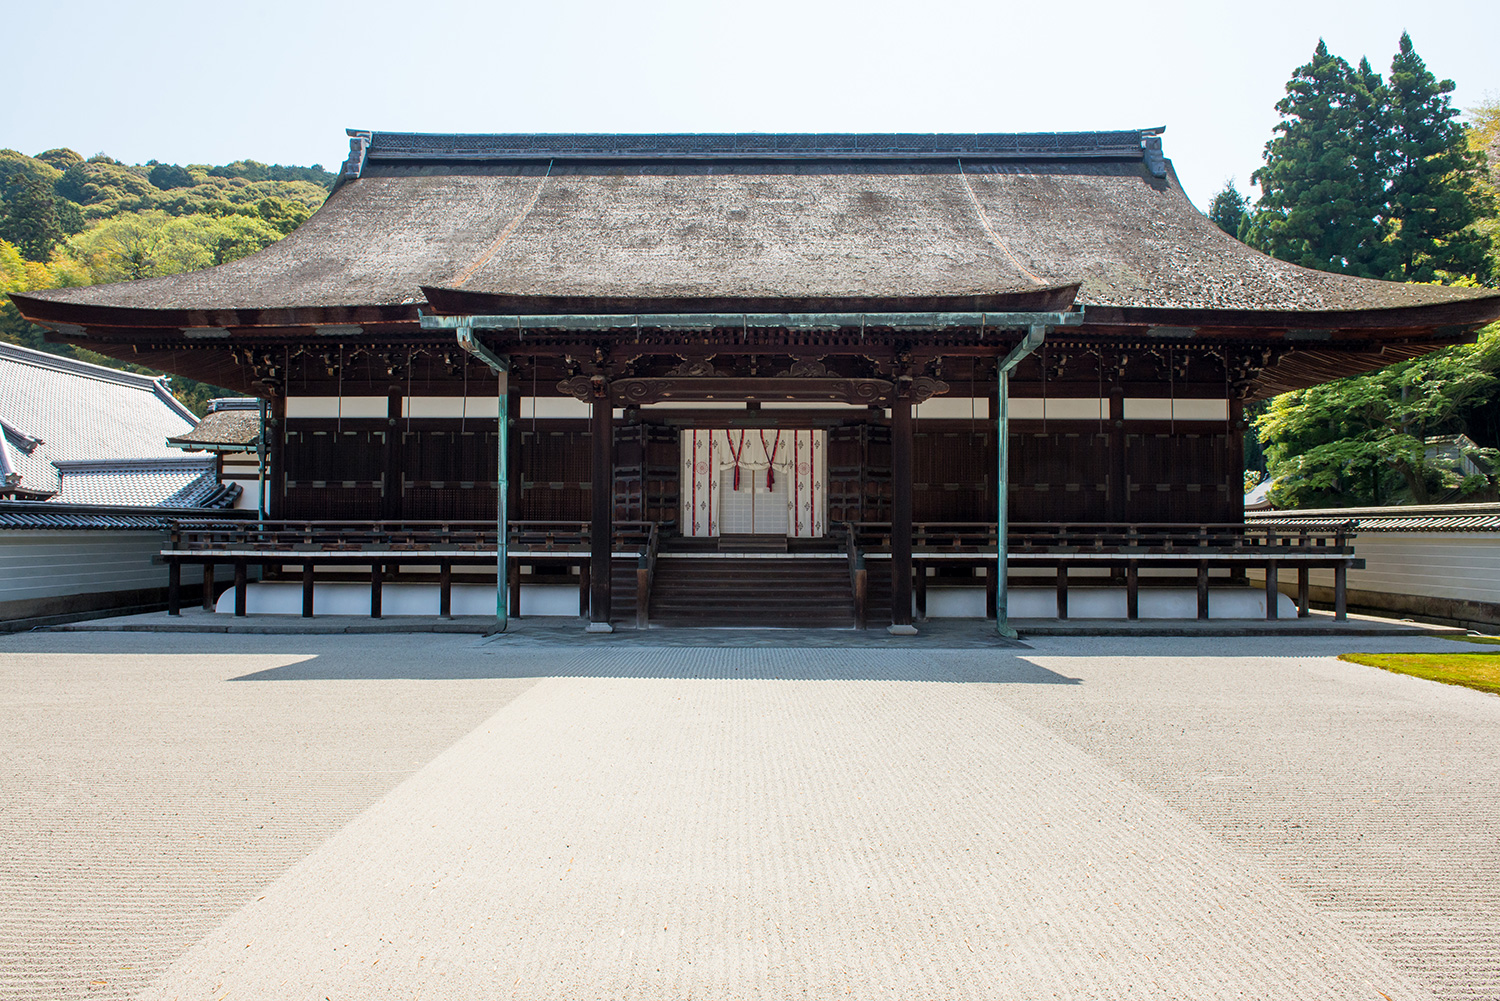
[226,647,1081,684]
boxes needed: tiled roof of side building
[14,129,1498,325]
[50,457,235,507]
[1250,502,1500,532]
[0,497,248,530]
[0,343,196,498]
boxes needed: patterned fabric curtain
[680,429,825,538]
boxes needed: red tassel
[766,467,775,490]
[733,464,740,490]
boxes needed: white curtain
[680,429,825,538]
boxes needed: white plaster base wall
[929,586,1294,619]
[217,583,580,616]
[222,582,1293,619]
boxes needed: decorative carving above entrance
[906,376,950,403]
[554,376,897,406]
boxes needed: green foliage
[1249,41,1389,276]
[147,162,195,190]
[1249,35,1494,283]
[65,209,283,282]
[1256,325,1500,507]
[0,175,64,259]
[1207,179,1251,239]
[0,144,330,414]
[207,159,334,188]
[1383,34,1493,281]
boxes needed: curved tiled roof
[16,130,1498,325]
[0,343,196,499]
[1251,503,1500,533]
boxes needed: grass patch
[1440,634,1500,646]
[1339,652,1500,695]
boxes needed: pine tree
[1382,32,1492,282]
[1207,179,1250,238]
[1250,41,1387,276]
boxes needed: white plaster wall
[1246,533,1500,605]
[217,582,579,616]
[0,531,201,606]
[925,586,1294,619]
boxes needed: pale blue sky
[6,0,1497,211]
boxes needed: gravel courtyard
[1,630,1495,1000]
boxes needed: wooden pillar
[439,562,452,618]
[234,561,247,617]
[370,561,383,618]
[890,396,914,631]
[267,395,287,519]
[854,565,868,630]
[1126,561,1139,620]
[589,393,614,629]
[200,564,215,612]
[1055,564,1069,619]
[384,393,402,520]
[1297,566,1310,618]
[168,560,181,616]
[1108,384,1128,521]
[1196,562,1210,620]
[509,561,522,618]
[302,563,315,618]
[1334,563,1348,621]
[985,566,997,620]
[578,562,591,618]
[1265,561,1279,620]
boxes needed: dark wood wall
[278,415,1240,527]
[279,417,680,524]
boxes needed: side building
[0,343,242,627]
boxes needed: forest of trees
[1209,33,1500,508]
[0,150,333,413]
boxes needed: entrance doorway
[680,429,827,538]
[718,477,789,535]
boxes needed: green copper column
[996,324,1048,639]
[455,325,511,631]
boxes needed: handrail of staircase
[843,521,867,630]
[636,522,660,629]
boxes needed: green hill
[0,147,335,413]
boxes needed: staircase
[648,556,857,627]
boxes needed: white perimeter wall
[1246,532,1500,609]
[0,531,202,612]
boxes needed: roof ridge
[358,129,1168,165]
[0,341,164,391]
[52,456,217,471]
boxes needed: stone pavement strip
[1,632,1495,999]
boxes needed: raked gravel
[0,631,1493,999]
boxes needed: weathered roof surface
[1251,502,1500,533]
[0,343,196,499]
[51,457,238,507]
[167,400,261,451]
[17,129,1497,326]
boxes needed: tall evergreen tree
[0,176,63,260]
[1382,32,1492,281]
[1207,179,1250,238]
[1250,41,1387,276]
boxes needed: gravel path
[0,631,1493,999]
